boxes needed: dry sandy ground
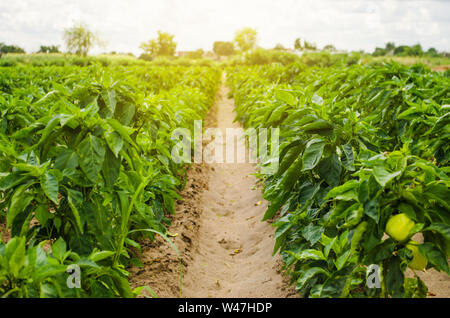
[180,84,296,298]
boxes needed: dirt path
[180,84,294,298]
[129,82,295,298]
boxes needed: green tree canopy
[0,43,25,55]
[37,45,60,53]
[385,42,395,51]
[213,41,234,56]
[273,43,285,50]
[234,27,257,52]
[185,49,204,59]
[294,38,302,50]
[323,44,336,52]
[140,31,177,58]
[304,40,317,51]
[63,23,100,56]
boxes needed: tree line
[372,42,448,58]
[1,22,448,59]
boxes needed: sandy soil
[180,84,295,298]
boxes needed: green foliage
[0,64,221,297]
[37,45,60,54]
[294,38,302,50]
[223,48,301,66]
[185,49,204,59]
[228,61,450,298]
[63,22,100,56]
[0,43,26,55]
[213,41,235,57]
[373,42,447,58]
[234,27,258,52]
[140,31,177,58]
[0,236,134,297]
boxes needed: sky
[0,0,449,55]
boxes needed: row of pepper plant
[227,61,449,297]
[0,64,221,297]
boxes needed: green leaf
[41,171,58,204]
[0,173,27,191]
[5,237,26,278]
[312,93,323,106]
[89,250,115,262]
[301,119,333,135]
[302,138,326,171]
[275,141,304,178]
[102,147,121,188]
[104,131,123,158]
[302,223,324,245]
[423,223,450,241]
[35,204,52,226]
[341,144,355,171]
[385,256,405,298]
[364,199,379,222]
[397,203,417,221]
[290,249,326,261]
[106,118,137,148]
[67,188,84,233]
[7,183,34,229]
[334,249,351,270]
[101,88,117,115]
[275,90,295,105]
[419,242,450,274]
[52,237,67,262]
[296,267,329,291]
[54,149,79,171]
[350,221,367,253]
[78,134,106,183]
[423,182,450,210]
[317,154,341,187]
[325,180,360,201]
[372,166,402,187]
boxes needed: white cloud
[0,0,449,55]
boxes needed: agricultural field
[0,63,220,297]
[1,1,449,303]
[0,53,448,299]
[227,61,450,297]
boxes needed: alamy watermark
[366,264,381,289]
[170,120,280,174]
[66,264,81,289]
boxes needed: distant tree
[394,45,409,56]
[213,41,234,56]
[323,44,336,52]
[426,47,438,57]
[0,42,25,55]
[140,31,177,58]
[304,40,317,51]
[294,38,302,50]
[385,42,395,52]
[410,44,423,56]
[138,53,153,61]
[273,43,285,50]
[234,27,257,51]
[185,49,204,59]
[372,47,386,56]
[63,23,100,56]
[37,45,60,53]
